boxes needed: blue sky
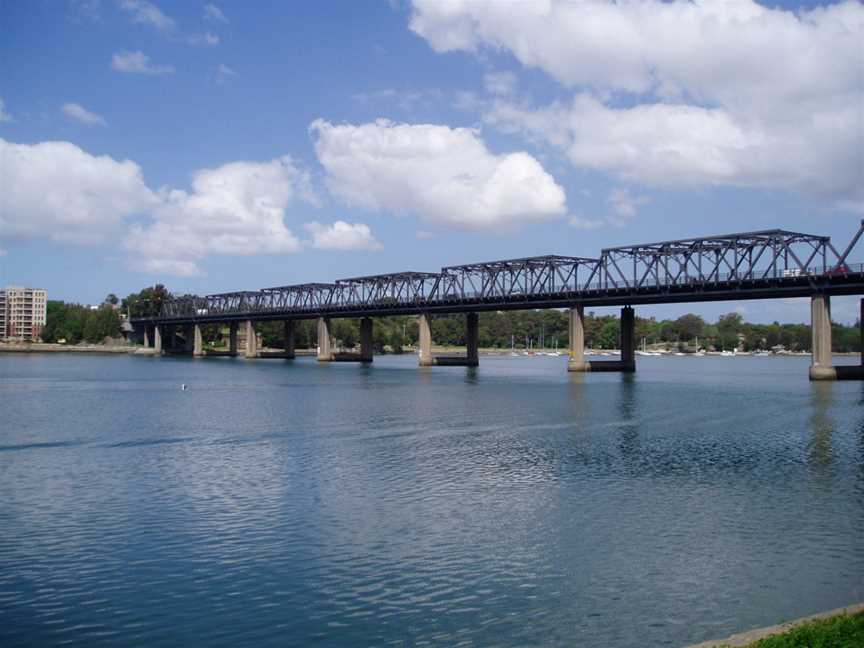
[1,0,862,323]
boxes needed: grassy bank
[739,610,864,647]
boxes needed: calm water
[1,352,863,647]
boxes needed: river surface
[1,353,863,647]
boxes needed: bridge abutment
[317,317,333,361]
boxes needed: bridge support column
[229,323,238,356]
[143,326,150,348]
[317,317,333,362]
[418,314,434,366]
[284,321,296,359]
[466,312,479,366]
[245,320,258,358]
[193,324,204,357]
[163,325,175,352]
[810,295,835,380]
[567,305,590,372]
[153,325,162,355]
[620,306,635,371]
[360,318,373,362]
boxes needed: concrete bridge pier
[418,313,435,366]
[621,306,636,370]
[567,305,590,372]
[359,317,373,362]
[229,323,238,356]
[578,306,636,373]
[183,325,194,354]
[162,325,176,352]
[317,317,333,362]
[418,312,479,367]
[806,294,864,380]
[193,324,204,357]
[153,325,162,355]
[245,320,258,358]
[284,320,296,359]
[143,326,150,349]
[809,294,833,380]
[465,312,479,366]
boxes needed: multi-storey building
[1,287,48,341]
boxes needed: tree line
[40,296,122,344]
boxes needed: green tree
[598,320,620,349]
[674,314,705,341]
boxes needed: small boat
[720,350,736,357]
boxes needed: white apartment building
[2,287,48,341]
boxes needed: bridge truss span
[136,222,864,324]
[600,229,836,291]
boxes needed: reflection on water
[809,383,835,475]
[0,353,863,648]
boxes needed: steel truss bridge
[135,224,864,326]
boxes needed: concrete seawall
[0,343,134,354]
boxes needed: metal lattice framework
[135,223,864,324]
[599,230,836,290]
[437,255,601,302]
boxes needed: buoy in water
[181,384,187,391]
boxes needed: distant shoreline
[1,342,858,358]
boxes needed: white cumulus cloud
[124,157,314,276]
[0,138,156,245]
[607,187,650,226]
[412,0,864,211]
[304,221,382,251]
[311,118,567,229]
[0,138,329,277]
[111,50,174,75]
[119,0,175,33]
[204,3,228,23]
[483,71,517,96]
[61,102,107,126]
